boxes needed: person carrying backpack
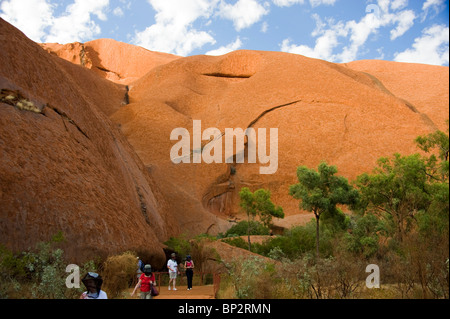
[137,257,144,280]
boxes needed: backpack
[139,260,145,272]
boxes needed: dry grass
[0,89,42,113]
[101,251,138,299]
[16,99,41,113]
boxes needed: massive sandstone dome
[0,18,448,266]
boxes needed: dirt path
[127,285,215,299]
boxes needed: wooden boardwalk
[126,285,215,299]
[127,272,219,299]
[154,285,215,299]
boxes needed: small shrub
[164,234,192,258]
[102,251,138,299]
[224,221,270,237]
[267,246,286,260]
[221,237,248,250]
[30,246,66,299]
[224,256,277,299]
[253,222,323,260]
[0,233,98,299]
[164,234,220,273]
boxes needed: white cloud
[218,0,269,31]
[338,14,382,61]
[375,47,385,59]
[311,13,327,36]
[309,0,336,7]
[281,8,383,62]
[0,0,110,43]
[272,0,304,6]
[281,25,346,61]
[119,0,132,10]
[390,9,416,40]
[281,0,418,63]
[134,24,215,57]
[261,21,269,33]
[133,0,219,56]
[206,37,243,55]
[391,0,408,11]
[134,0,269,56]
[394,24,449,66]
[0,0,54,42]
[45,0,110,43]
[422,0,445,11]
[421,0,446,21]
[113,7,124,17]
[272,0,336,7]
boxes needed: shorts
[140,291,152,299]
[169,271,177,279]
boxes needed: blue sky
[1,0,449,65]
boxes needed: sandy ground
[127,285,215,300]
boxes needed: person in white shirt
[167,253,179,291]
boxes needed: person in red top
[184,255,195,290]
[131,264,157,299]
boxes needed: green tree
[289,162,359,259]
[415,120,449,182]
[344,213,388,258]
[356,154,431,243]
[414,122,449,255]
[356,123,449,244]
[239,188,284,251]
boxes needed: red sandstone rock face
[0,18,184,267]
[40,38,180,85]
[346,60,449,132]
[113,51,448,223]
[1,17,448,265]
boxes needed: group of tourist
[79,253,194,300]
[132,253,195,299]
